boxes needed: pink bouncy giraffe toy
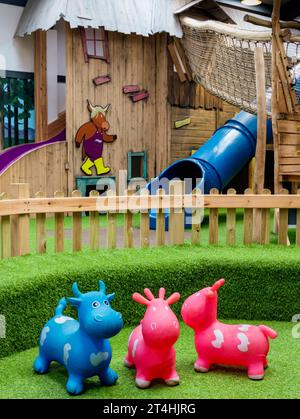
[125,288,181,388]
[181,279,277,380]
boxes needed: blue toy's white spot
[90,352,109,367]
[64,343,72,366]
[40,326,50,346]
[55,316,74,325]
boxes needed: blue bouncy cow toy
[34,281,124,395]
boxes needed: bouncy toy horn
[132,288,180,306]
[212,279,225,292]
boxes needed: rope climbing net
[181,17,300,115]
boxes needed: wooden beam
[65,23,75,196]
[34,30,48,143]
[271,0,282,195]
[253,47,267,195]
[244,14,300,31]
[167,43,187,83]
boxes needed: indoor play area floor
[0,321,298,399]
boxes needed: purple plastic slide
[0,130,66,175]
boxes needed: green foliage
[0,245,299,359]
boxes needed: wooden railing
[0,183,300,259]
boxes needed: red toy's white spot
[211,329,224,349]
[237,333,250,352]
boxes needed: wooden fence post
[244,188,253,245]
[124,190,134,248]
[191,188,202,245]
[36,191,46,254]
[0,192,10,259]
[54,191,64,253]
[10,183,30,257]
[226,188,236,245]
[260,189,271,245]
[209,188,219,245]
[169,180,185,245]
[156,188,166,246]
[107,190,117,249]
[140,189,150,248]
[72,190,82,252]
[89,190,100,251]
[278,188,289,245]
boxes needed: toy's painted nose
[95,314,104,322]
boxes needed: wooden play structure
[0,0,300,253]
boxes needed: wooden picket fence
[0,182,300,259]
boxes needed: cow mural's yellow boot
[81,158,94,176]
[94,157,111,175]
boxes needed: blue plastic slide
[149,111,273,230]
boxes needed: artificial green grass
[0,321,298,399]
[1,245,300,358]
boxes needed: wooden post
[226,188,236,245]
[35,30,48,142]
[72,190,82,252]
[0,193,10,259]
[191,188,202,245]
[124,190,134,248]
[89,190,100,251]
[54,191,64,253]
[169,181,185,245]
[10,183,30,257]
[36,191,46,254]
[65,22,75,195]
[209,189,219,245]
[244,188,254,245]
[140,189,150,248]
[156,189,166,246]
[260,189,271,245]
[278,188,289,245]
[271,0,281,196]
[253,47,267,243]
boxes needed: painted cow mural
[181,279,277,380]
[125,288,181,388]
[34,281,123,395]
[75,100,117,176]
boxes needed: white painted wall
[56,20,66,115]
[0,4,34,73]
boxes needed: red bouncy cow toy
[181,279,277,380]
[125,288,181,388]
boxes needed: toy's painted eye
[92,301,100,308]
[104,300,109,306]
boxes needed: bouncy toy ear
[99,280,106,294]
[72,282,82,298]
[166,292,180,305]
[212,279,225,292]
[132,293,150,306]
[67,297,81,308]
[107,293,115,302]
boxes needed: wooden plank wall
[171,102,239,162]
[66,28,171,191]
[0,142,68,197]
